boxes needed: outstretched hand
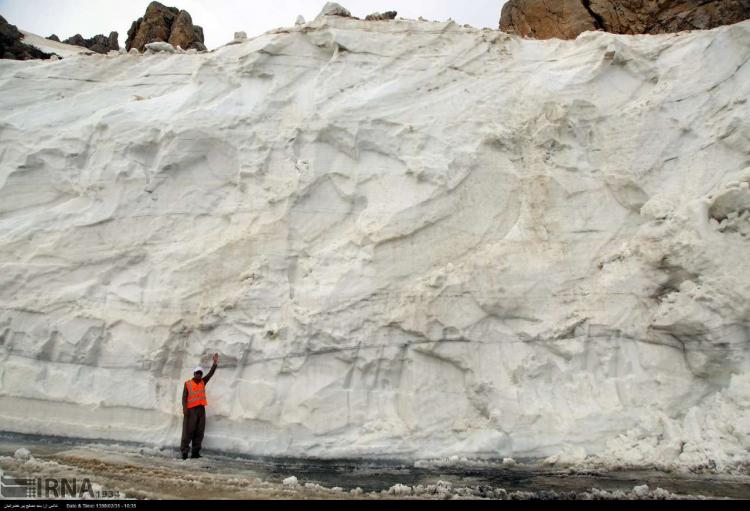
[213,353,219,365]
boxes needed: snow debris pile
[282,476,299,487]
[0,6,748,471]
[383,481,699,500]
[13,448,32,461]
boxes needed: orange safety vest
[185,379,208,409]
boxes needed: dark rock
[193,25,204,44]
[47,34,60,42]
[126,1,179,51]
[126,1,206,52]
[63,34,86,47]
[107,31,120,51]
[365,11,398,21]
[500,0,595,39]
[499,0,750,39]
[61,31,119,54]
[589,0,750,35]
[126,19,140,50]
[0,14,53,60]
[168,10,196,50]
[87,35,110,54]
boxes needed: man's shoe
[190,452,202,459]
[181,453,188,460]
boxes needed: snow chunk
[295,15,306,26]
[633,484,650,498]
[282,476,298,486]
[14,448,32,460]
[641,196,676,220]
[145,42,177,53]
[388,484,413,496]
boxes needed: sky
[0,0,508,50]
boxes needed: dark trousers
[181,405,206,456]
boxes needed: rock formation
[365,11,398,21]
[167,10,198,50]
[500,0,598,39]
[60,32,119,54]
[193,25,204,46]
[0,15,52,60]
[500,0,750,39]
[126,1,206,52]
[47,34,60,42]
[317,2,352,18]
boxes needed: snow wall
[1,15,749,469]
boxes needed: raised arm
[202,353,219,385]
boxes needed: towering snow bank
[0,16,749,469]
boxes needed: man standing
[181,353,219,460]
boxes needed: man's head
[193,366,204,382]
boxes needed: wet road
[1,432,748,499]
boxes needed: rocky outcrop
[500,0,598,39]
[0,15,52,60]
[167,10,197,50]
[500,0,750,39]
[365,11,398,21]
[61,32,119,54]
[126,1,206,52]
[317,2,352,18]
[193,25,204,46]
[108,32,119,51]
[590,0,750,34]
[47,34,60,42]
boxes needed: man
[181,353,219,460]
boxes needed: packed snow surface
[0,15,749,469]
[18,31,96,58]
